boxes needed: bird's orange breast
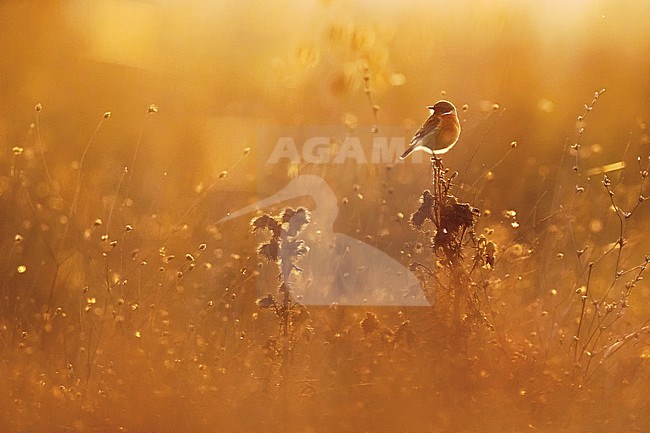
[437,113,461,146]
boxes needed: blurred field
[1,1,650,432]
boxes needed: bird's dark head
[427,100,456,114]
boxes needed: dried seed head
[360,312,380,336]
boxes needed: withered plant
[410,156,496,348]
[252,207,312,376]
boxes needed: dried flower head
[360,312,380,336]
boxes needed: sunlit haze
[1,1,649,432]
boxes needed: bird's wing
[409,114,440,145]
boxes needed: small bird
[400,100,461,160]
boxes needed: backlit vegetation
[1,1,649,432]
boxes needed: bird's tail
[399,144,417,160]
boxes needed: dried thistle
[410,190,435,227]
[410,159,480,263]
[252,207,312,367]
[407,157,495,349]
[360,312,380,337]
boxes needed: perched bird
[400,100,461,160]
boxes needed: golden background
[1,1,649,432]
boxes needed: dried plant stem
[573,262,593,361]
[458,109,505,185]
[469,145,516,194]
[411,157,484,350]
[47,115,108,313]
[59,115,109,257]
[252,208,311,380]
[34,107,54,185]
[105,167,128,238]
[362,65,379,133]
[572,89,605,190]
